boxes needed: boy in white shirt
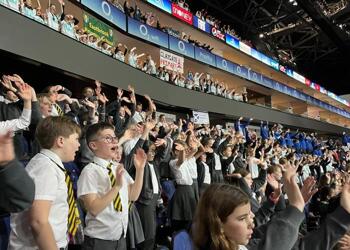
[77,122,146,250]
[9,116,81,250]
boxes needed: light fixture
[259,33,265,38]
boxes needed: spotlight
[259,33,265,38]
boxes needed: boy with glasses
[77,122,147,250]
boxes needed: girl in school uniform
[169,140,198,232]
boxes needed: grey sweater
[248,205,350,250]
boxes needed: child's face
[90,129,118,160]
[61,132,80,162]
[222,203,254,246]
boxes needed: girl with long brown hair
[192,161,350,250]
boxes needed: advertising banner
[83,12,114,46]
[171,3,193,25]
[81,0,126,31]
[128,17,168,48]
[147,0,172,14]
[194,47,216,67]
[169,35,195,58]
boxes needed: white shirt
[47,10,60,31]
[7,0,20,12]
[170,159,193,185]
[128,53,137,67]
[123,136,141,156]
[148,163,159,194]
[61,20,76,39]
[214,153,222,170]
[9,149,69,249]
[202,161,211,184]
[77,156,134,240]
[0,108,31,134]
[187,157,198,179]
[131,111,145,124]
[248,156,260,179]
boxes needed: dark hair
[36,116,81,149]
[85,122,115,146]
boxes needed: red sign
[211,27,225,41]
[305,78,311,86]
[171,3,193,25]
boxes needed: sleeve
[63,87,72,97]
[30,101,42,126]
[251,169,267,192]
[31,164,59,201]
[0,160,35,214]
[248,206,304,250]
[292,207,350,250]
[77,167,100,197]
[0,108,31,133]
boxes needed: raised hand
[81,99,96,109]
[281,161,305,212]
[95,80,101,88]
[174,142,185,151]
[128,85,135,93]
[53,85,64,92]
[15,82,32,101]
[123,127,137,140]
[144,94,151,101]
[301,176,318,203]
[117,88,123,99]
[145,119,156,131]
[57,93,72,102]
[155,138,167,147]
[338,233,350,250]
[1,75,17,92]
[133,148,147,170]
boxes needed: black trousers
[136,196,158,250]
[82,235,126,250]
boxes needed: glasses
[94,135,118,144]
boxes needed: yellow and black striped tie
[54,103,64,116]
[107,163,123,212]
[65,172,81,237]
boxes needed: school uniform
[135,162,161,250]
[206,151,224,183]
[196,160,211,196]
[169,158,196,222]
[47,10,60,31]
[187,157,199,203]
[77,157,134,250]
[9,149,80,250]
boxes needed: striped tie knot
[54,103,64,116]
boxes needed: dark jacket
[0,160,35,215]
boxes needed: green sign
[83,12,114,46]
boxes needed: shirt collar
[40,149,64,169]
[93,156,112,169]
